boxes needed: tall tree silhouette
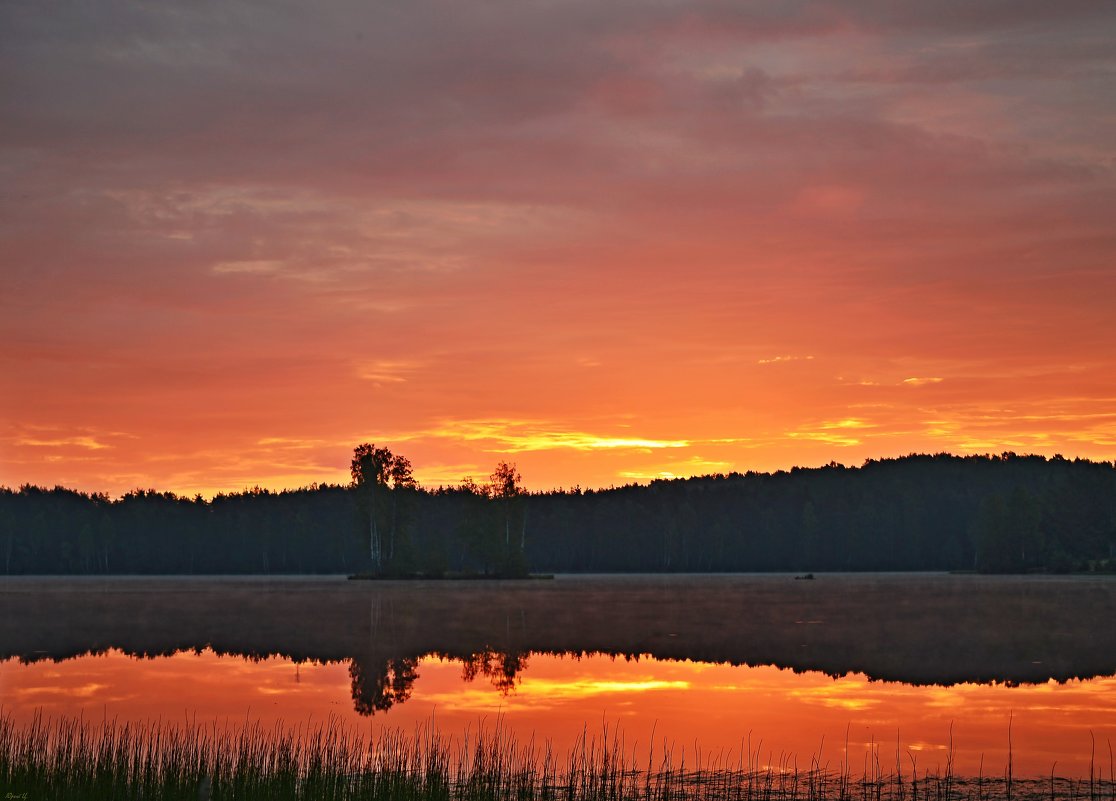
[350,444,415,572]
[490,461,527,576]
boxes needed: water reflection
[350,656,419,714]
[460,648,529,694]
[3,648,1115,779]
[348,648,528,714]
[4,574,1113,686]
[2,574,1115,777]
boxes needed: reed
[0,712,1111,801]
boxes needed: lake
[1,573,1114,781]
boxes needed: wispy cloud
[618,455,734,482]
[416,420,690,453]
[787,419,877,447]
[211,260,286,275]
[902,377,944,386]
[757,355,815,365]
[15,436,110,450]
[355,360,424,384]
[3,0,1115,493]
[255,437,324,449]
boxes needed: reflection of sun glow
[1,650,1114,779]
[788,689,879,711]
[12,682,108,700]
[425,675,691,712]
[521,677,690,698]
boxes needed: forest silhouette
[2,451,1115,576]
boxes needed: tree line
[1,451,1114,575]
[349,444,528,577]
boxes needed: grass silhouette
[1,712,1113,800]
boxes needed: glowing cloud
[419,421,690,454]
[16,436,109,450]
[2,0,1114,493]
[356,360,424,384]
[758,356,816,365]
[902,377,944,386]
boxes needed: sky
[2,1,1115,496]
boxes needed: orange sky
[2,2,1115,496]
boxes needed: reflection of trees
[349,656,420,714]
[10,575,1116,692]
[348,649,528,715]
[460,648,528,694]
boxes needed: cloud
[418,420,690,454]
[355,360,425,384]
[902,377,944,386]
[758,355,816,365]
[15,436,109,450]
[618,455,734,482]
[2,0,1115,494]
[255,437,324,449]
[785,419,878,447]
[212,260,286,275]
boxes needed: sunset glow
[2,3,1116,494]
[3,650,1114,779]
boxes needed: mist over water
[2,574,1114,778]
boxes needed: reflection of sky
[423,676,692,711]
[2,650,1114,779]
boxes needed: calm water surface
[1,574,1114,778]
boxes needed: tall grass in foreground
[0,713,1112,801]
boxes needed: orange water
[2,650,1113,779]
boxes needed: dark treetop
[2,452,1115,576]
